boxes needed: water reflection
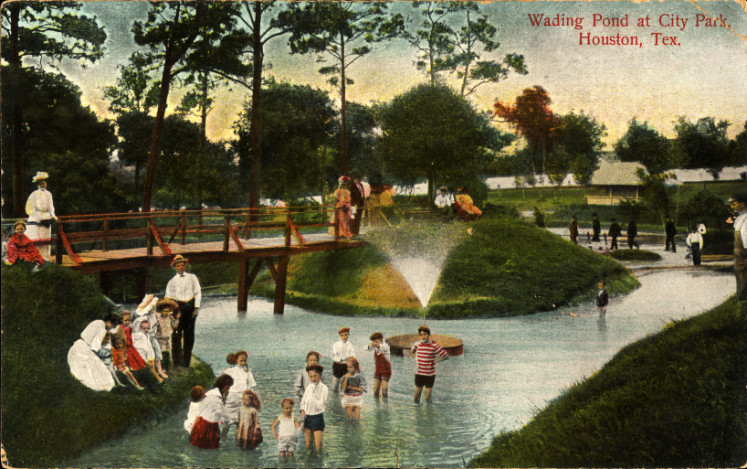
[67,270,734,468]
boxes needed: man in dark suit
[350,175,366,236]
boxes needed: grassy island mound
[606,248,662,261]
[252,218,639,318]
[1,264,214,468]
[469,297,747,468]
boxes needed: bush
[607,249,662,261]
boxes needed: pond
[67,269,734,468]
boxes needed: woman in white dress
[67,319,116,391]
[25,171,56,260]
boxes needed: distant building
[585,158,646,205]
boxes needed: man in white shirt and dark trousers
[729,193,747,301]
[166,255,202,367]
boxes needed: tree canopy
[614,118,677,174]
[674,116,731,178]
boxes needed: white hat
[32,171,49,182]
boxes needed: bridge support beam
[99,271,113,298]
[135,267,150,302]
[273,255,289,315]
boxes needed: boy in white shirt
[300,364,328,452]
[331,327,355,392]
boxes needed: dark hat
[370,332,384,341]
[418,324,431,334]
[729,193,747,204]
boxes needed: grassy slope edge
[469,297,747,468]
[1,264,215,467]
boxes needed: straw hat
[338,175,350,183]
[156,298,179,312]
[32,171,49,183]
[13,220,27,229]
[171,254,189,266]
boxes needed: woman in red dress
[6,221,44,266]
[190,374,234,449]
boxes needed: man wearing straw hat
[165,255,202,367]
[25,171,57,260]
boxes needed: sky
[42,0,747,149]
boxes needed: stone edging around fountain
[387,334,464,356]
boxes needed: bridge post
[238,258,249,312]
[55,221,64,264]
[273,255,288,315]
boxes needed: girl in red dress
[119,311,146,371]
[6,221,44,266]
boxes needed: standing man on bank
[350,175,367,237]
[729,193,747,301]
[166,255,202,367]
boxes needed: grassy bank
[252,218,639,318]
[607,249,662,261]
[469,297,747,468]
[1,263,215,468]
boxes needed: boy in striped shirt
[410,325,448,403]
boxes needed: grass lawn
[469,297,747,468]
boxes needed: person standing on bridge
[166,255,202,368]
[350,174,367,237]
[25,171,57,260]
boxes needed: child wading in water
[331,327,355,392]
[271,398,304,458]
[300,364,328,453]
[411,325,448,403]
[341,357,367,420]
[237,389,262,450]
[184,385,206,434]
[295,351,321,400]
[367,332,391,398]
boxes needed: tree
[494,85,560,175]
[103,52,159,115]
[379,83,505,199]
[279,2,404,176]
[2,2,106,216]
[406,2,460,86]
[553,111,607,185]
[614,118,676,174]
[1,66,123,215]
[546,145,571,188]
[234,82,337,201]
[131,2,245,212]
[728,121,747,167]
[674,116,730,178]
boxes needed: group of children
[184,324,450,457]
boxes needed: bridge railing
[45,206,338,265]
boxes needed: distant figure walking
[686,225,703,266]
[25,171,56,260]
[665,216,677,252]
[569,216,579,244]
[627,219,639,249]
[608,219,622,250]
[592,213,601,242]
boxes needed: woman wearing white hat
[25,171,56,260]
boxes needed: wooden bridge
[27,206,367,313]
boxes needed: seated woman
[455,187,482,221]
[67,318,117,391]
[5,220,44,267]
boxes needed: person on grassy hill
[295,351,322,400]
[236,389,263,450]
[221,350,258,438]
[5,220,44,267]
[155,298,179,372]
[300,364,328,453]
[455,187,482,221]
[165,254,201,368]
[608,219,622,250]
[627,219,640,249]
[665,215,677,252]
[592,213,601,242]
[367,332,392,398]
[411,325,449,403]
[271,398,304,458]
[686,225,704,266]
[329,176,353,240]
[331,327,356,393]
[111,329,144,390]
[134,294,168,379]
[190,374,234,449]
[728,193,747,300]
[569,216,579,244]
[132,317,164,384]
[184,385,206,434]
[67,319,117,391]
[25,171,56,260]
[597,280,609,317]
[341,357,367,421]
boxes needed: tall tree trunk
[249,1,263,221]
[10,4,25,217]
[197,72,208,210]
[340,36,348,176]
[142,56,174,213]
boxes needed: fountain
[362,220,467,355]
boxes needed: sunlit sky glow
[42,0,747,149]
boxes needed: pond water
[68,269,734,468]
